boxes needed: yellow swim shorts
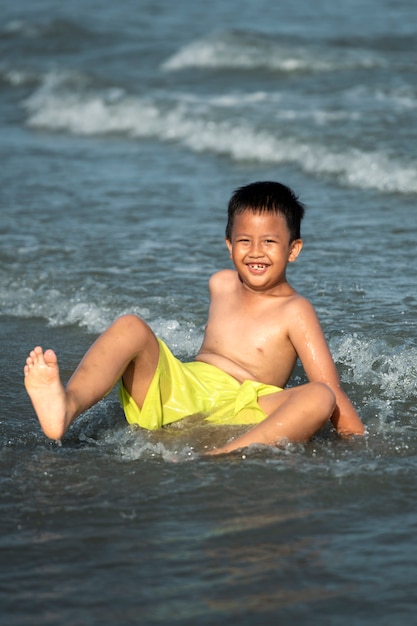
[118,339,283,430]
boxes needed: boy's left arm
[288,298,365,436]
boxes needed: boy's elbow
[331,405,365,437]
[337,423,366,437]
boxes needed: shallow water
[1,0,417,623]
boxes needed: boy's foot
[24,346,68,440]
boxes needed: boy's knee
[114,313,144,329]
[112,314,153,342]
[313,382,336,414]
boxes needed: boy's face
[226,210,303,293]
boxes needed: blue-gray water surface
[1,0,417,623]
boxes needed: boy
[24,181,364,454]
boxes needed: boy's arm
[288,298,365,436]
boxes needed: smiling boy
[24,181,364,453]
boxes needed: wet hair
[225,181,305,242]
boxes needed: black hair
[225,181,305,242]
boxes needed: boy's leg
[208,382,336,455]
[24,315,159,441]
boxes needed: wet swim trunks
[118,339,283,430]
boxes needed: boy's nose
[249,243,264,257]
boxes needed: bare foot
[24,346,69,440]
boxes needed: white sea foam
[24,75,417,195]
[150,318,202,357]
[105,428,199,463]
[0,282,117,333]
[162,38,315,72]
[162,33,383,73]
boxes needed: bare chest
[203,299,296,383]
[211,306,286,353]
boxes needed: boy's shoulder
[209,269,237,289]
[283,290,318,319]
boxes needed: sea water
[1,0,417,623]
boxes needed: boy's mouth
[248,263,268,272]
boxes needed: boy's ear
[225,238,232,257]
[288,238,303,262]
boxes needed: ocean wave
[23,72,417,195]
[0,274,202,355]
[0,279,117,334]
[162,31,385,73]
[2,17,100,43]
